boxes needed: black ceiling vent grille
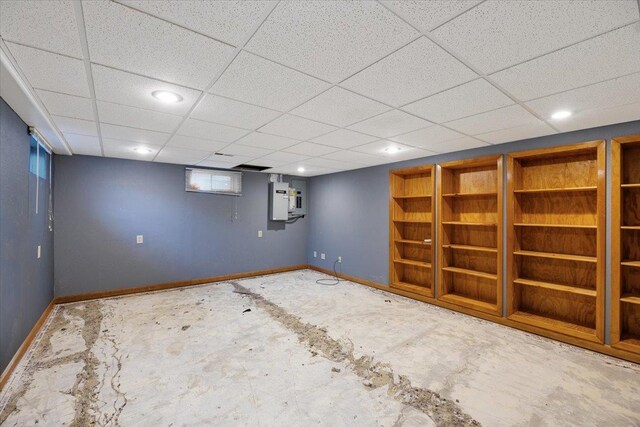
[232,164,271,172]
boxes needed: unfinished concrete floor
[1,270,639,426]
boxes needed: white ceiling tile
[322,150,383,165]
[233,132,300,151]
[341,37,477,106]
[0,0,83,57]
[420,136,490,154]
[166,135,228,152]
[267,165,340,177]
[381,1,482,33]
[82,0,235,88]
[297,158,354,170]
[102,138,162,161]
[390,124,463,146]
[204,154,253,165]
[191,95,281,130]
[433,0,639,74]
[101,123,171,145]
[402,79,514,123]
[91,65,201,115]
[62,132,102,156]
[52,116,97,136]
[195,160,240,169]
[244,1,418,83]
[490,24,640,101]
[351,139,423,157]
[348,109,432,138]
[6,43,89,97]
[261,151,310,164]
[118,0,273,46]
[310,129,378,149]
[97,101,182,133]
[526,72,640,125]
[218,144,273,158]
[178,118,249,143]
[283,142,339,157]
[290,87,389,127]
[154,146,210,165]
[211,51,330,111]
[475,122,557,145]
[444,105,542,136]
[540,102,640,133]
[259,115,337,140]
[36,90,94,121]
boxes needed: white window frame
[185,168,242,196]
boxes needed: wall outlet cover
[136,235,143,244]
[321,253,325,260]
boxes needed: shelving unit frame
[612,134,640,355]
[506,140,606,343]
[437,155,503,316]
[389,165,436,298]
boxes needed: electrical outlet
[321,253,325,260]
[338,256,342,263]
[313,251,317,258]
[136,235,143,244]
[257,230,263,238]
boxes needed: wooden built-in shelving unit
[437,155,503,316]
[389,165,435,297]
[612,135,640,355]
[507,141,605,343]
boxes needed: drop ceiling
[1,0,639,176]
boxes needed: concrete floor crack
[230,281,481,427]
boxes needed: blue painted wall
[53,155,308,296]
[0,97,54,373]
[308,120,640,287]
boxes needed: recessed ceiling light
[384,146,402,154]
[551,110,572,120]
[297,167,305,173]
[132,146,153,154]
[152,90,183,104]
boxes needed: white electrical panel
[269,182,289,221]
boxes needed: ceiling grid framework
[0,0,638,176]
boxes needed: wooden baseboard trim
[0,301,55,392]
[308,265,640,364]
[54,265,308,304]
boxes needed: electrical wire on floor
[316,259,345,286]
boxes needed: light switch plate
[37,245,41,259]
[321,253,326,260]
[136,235,143,244]
[258,230,263,238]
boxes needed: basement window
[185,168,242,196]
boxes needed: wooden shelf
[394,239,432,245]
[442,244,497,253]
[393,258,431,268]
[442,192,497,198]
[438,155,502,316]
[513,250,597,263]
[441,221,497,227]
[392,194,432,199]
[514,278,596,297]
[509,311,598,342]
[508,140,604,345]
[390,165,435,299]
[620,295,640,305]
[513,186,597,194]
[391,281,432,297]
[621,260,640,268]
[442,266,497,281]
[621,183,640,188]
[513,223,597,229]
[438,293,498,315]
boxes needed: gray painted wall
[53,155,308,296]
[0,97,54,373]
[308,120,640,286]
